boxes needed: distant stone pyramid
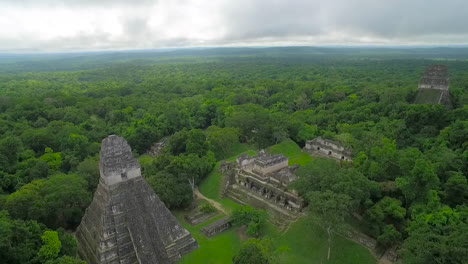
[76,135,198,264]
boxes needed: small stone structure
[303,137,352,161]
[201,217,232,237]
[223,151,305,224]
[76,135,198,264]
[185,209,219,226]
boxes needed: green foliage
[0,49,467,262]
[231,206,267,237]
[296,124,319,145]
[124,115,162,154]
[205,125,240,159]
[4,174,91,229]
[396,158,440,207]
[0,210,45,264]
[365,197,406,238]
[0,136,23,173]
[402,206,468,264]
[76,158,100,192]
[38,231,61,263]
[443,172,468,207]
[295,158,375,209]
[56,228,78,257]
[39,148,62,172]
[167,128,211,156]
[377,225,401,248]
[147,171,193,209]
[199,201,216,214]
[232,239,272,264]
[46,256,86,264]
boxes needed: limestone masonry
[418,64,449,91]
[303,137,352,161]
[223,150,304,224]
[76,135,198,264]
[415,64,451,106]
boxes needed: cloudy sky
[1,0,467,52]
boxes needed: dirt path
[194,188,228,215]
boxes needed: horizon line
[1,44,468,55]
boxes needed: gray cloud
[331,0,468,37]
[220,0,325,40]
[1,0,468,52]
[218,0,468,43]
[5,0,157,7]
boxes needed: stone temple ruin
[418,64,449,90]
[415,64,451,105]
[223,151,305,224]
[303,137,352,161]
[76,135,197,264]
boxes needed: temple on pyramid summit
[76,135,198,264]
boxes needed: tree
[232,239,272,264]
[442,172,468,207]
[365,197,406,240]
[295,159,375,209]
[401,206,468,264]
[125,115,162,154]
[166,128,211,156]
[147,171,192,209]
[0,136,23,172]
[0,210,45,264]
[38,231,61,263]
[231,206,268,237]
[295,123,319,145]
[307,191,352,260]
[224,104,274,148]
[205,125,240,159]
[76,158,100,192]
[4,174,91,229]
[377,224,402,249]
[39,148,62,172]
[57,228,78,257]
[396,158,440,208]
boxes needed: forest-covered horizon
[2,46,468,73]
[0,47,467,264]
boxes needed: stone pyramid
[76,135,198,264]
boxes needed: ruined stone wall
[305,138,352,161]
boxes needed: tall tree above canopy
[402,206,468,264]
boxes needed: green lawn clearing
[276,216,376,264]
[267,139,313,166]
[175,211,243,264]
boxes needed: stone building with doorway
[303,137,352,161]
[223,151,305,224]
